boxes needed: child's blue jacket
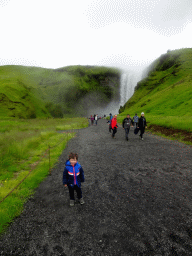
[63,160,84,188]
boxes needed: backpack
[134,127,139,134]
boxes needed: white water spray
[119,70,143,108]
[97,70,143,116]
[86,69,144,117]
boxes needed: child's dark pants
[68,185,82,200]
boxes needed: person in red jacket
[111,115,118,138]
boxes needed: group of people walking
[63,112,147,207]
[109,112,147,140]
[90,114,98,125]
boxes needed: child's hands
[64,184,67,187]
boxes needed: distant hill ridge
[0,65,121,119]
[119,48,192,132]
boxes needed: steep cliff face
[0,65,121,118]
[75,74,120,116]
[49,65,121,116]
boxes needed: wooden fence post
[49,145,51,175]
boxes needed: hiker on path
[109,113,113,122]
[95,114,98,125]
[138,112,147,140]
[90,115,94,125]
[133,113,139,129]
[107,113,113,133]
[111,114,118,138]
[63,152,85,207]
[122,114,133,141]
[106,120,111,132]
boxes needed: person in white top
[95,114,98,125]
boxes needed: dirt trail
[0,119,192,255]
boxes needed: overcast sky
[0,0,192,72]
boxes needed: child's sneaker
[70,200,75,206]
[79,198,85,205]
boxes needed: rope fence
[0,130,73,205]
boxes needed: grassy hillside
[0,65,121,119]
[118,48,192,132]
[0,66,48,119]
[0,117,88,234]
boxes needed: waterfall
[119,70,142,108]
[86,69,143,117]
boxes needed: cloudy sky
[0,0,192,72]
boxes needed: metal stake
[49,145,51,175]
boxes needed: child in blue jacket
[63,152,85,206]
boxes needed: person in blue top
[63,152,85,206]
[133,113,139,129]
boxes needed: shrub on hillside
[45,102,63,118]
[27,109,36,119]
[155,53,181,72]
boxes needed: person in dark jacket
[138,112,147,140]
[122,114,133,141]
[63,152,85,206]
[111,115,118,138]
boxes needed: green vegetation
[0,65,121,119]
[118,48,192,132]
[0,63,120,233]
[0,117,88,234]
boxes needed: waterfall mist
[82,66,147,117]
[118,69,143,111]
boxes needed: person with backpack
[133,113,139,129]
[111,115,118,138]
[122,114,133,141]
[138,112,147,140]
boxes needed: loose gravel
[0,119,192,255]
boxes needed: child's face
[69,158,77,165]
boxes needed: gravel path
[0,119,192,255]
